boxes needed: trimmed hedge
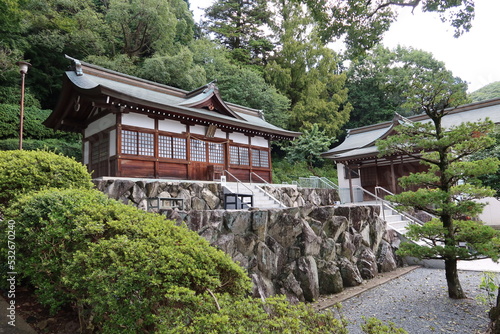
[5,188,251,332]
[0,150,92,207]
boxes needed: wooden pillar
[390,159,396,194]
[347,163,354,203]
[154,118,159,178]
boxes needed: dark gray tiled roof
[323,99,500,160]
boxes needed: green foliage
[0,104,79,141]
[188,38,291,128]
[477,272,500,309]
[140,47,207,90]
[377,72,499,298]
[203,0,273,66]
[303,0,475,54]
[265,3,351,137]
[470,128,500,198]
[469,82,500,102]
[0,138,81,160]
[361,317,408,334]
[159,295,348,333]
[397,219,500,261]
[283,124,333,168]
[0,150,93,207]
[345,45,465,129]
[272,155,338,184]
[4,188,251,332]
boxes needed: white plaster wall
[251,136,268,148]
[83,141,90,164]
[478,197,500,227]
[158,118,185,133]
[190,124,207,135]
[337,163,362,203]
[109,129,116,156]
[214,128,226,139]
[229,132,248,144]
[122,113,154,129]
[337,163,361,189]
[85,113,115,138]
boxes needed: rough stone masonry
[94,179,401,302]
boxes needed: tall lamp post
[16,61,32,150]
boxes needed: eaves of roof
[47,59,301,139]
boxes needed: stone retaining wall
[165,205,400,303]
[93,178,400,302]
[93,178,340,210]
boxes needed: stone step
[384,214,404,222]
[388,221,409,229]
[223,183,283,209]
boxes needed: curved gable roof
[323,99,500,161]
[45,57,300,140]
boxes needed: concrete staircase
[383,207,430,247]
[383,208,412,235]
[223,182,284,209]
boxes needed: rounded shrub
[158,294,349,334]
[0,150,93,207]
[5,188,251,332]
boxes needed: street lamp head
[16,61,32,75]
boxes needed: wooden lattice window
[190,138,206,162]
[251,149,269,168]
[121,130,137,155]
[138,132,154,156]
[121,130,153,156]
[159,135,186,159]
[230,146,239,164]
[230,145,249,165]
[208,143,224,164]
[173,137,186,159]
[91,136,108,163]
[239,147,249,165]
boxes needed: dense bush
[0,104,80,141]
[0,150,92,207]
[5,188,251,332]
[158,294,349,333]
[272,156,338,185]
[0,138,82,160]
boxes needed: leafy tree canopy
[264,2,351,137]
[301,0,475,55]
[345,45,470,129]
[469,81,500,102]
[377,65,499,299]
[202,0,273,65]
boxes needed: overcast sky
[382,0,500,92]
[191,0,500,92]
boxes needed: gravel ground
[336,268,491,334]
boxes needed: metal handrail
[351,185,426,226]
[250,172,287,208]
[318,177,339,190]
[223,170,254,196]
[375,186,436,223]
[297,176,339,190]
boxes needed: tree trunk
[444,258,466,299]
[487,288,500,333]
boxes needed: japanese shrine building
[45,57,300,182]
[322,98,500,203]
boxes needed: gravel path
[336,268,491,334]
